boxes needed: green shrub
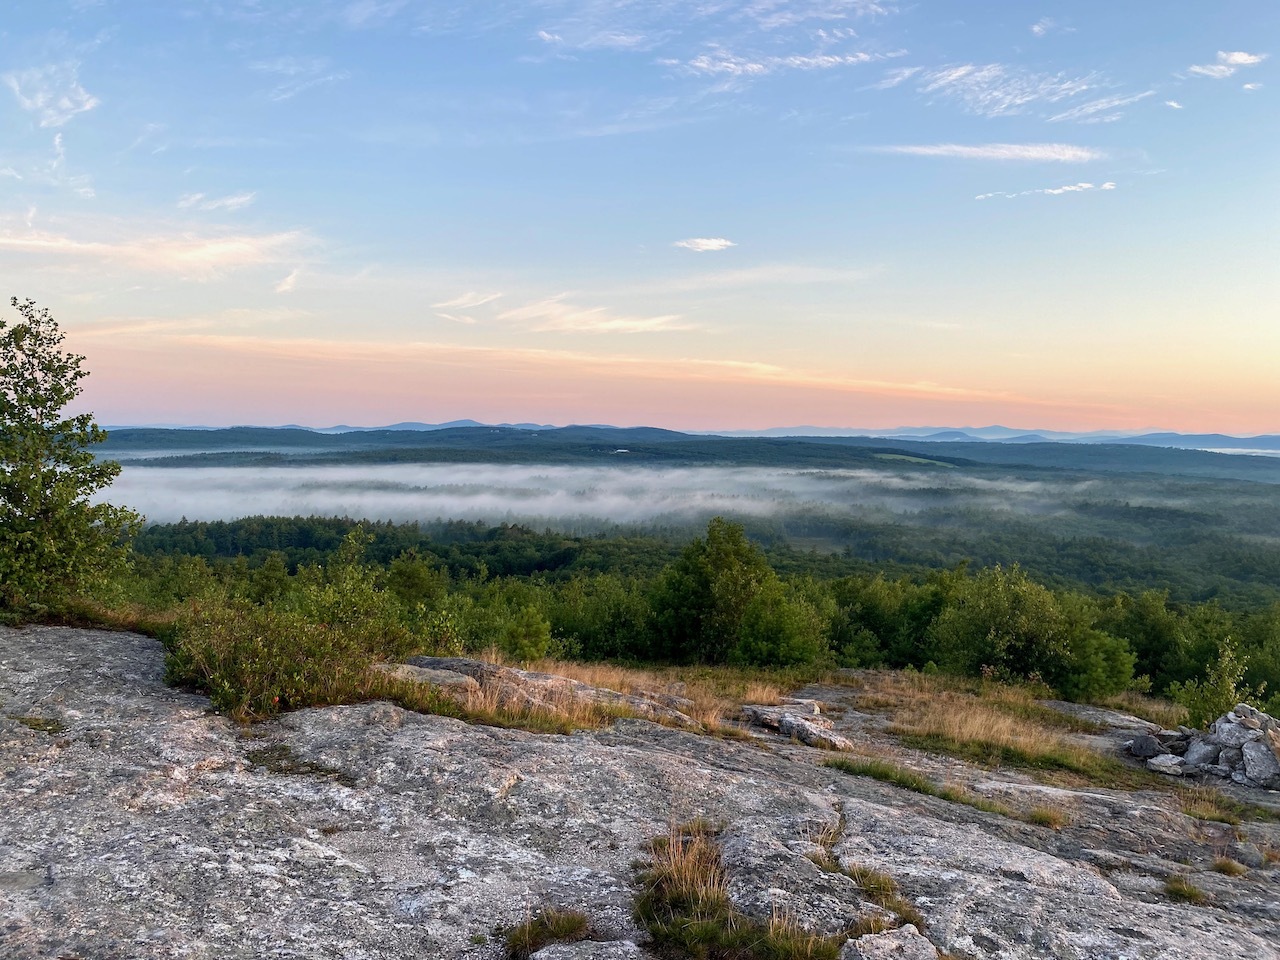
[1167,635,1265,728]
[503,908,589,960]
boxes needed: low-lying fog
[103,463,1102,528]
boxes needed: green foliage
[730,577,830,667]
[164,529,417,718]
[649,517,776,664]
[500,605,554,662]
[1163,875,1207,905]
[925,564,1071,682]
[0,297,140,612]
[1166,634,1265,728]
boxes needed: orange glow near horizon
[72,331,1280,435]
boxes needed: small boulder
[1129,735,1165,759]
[1183,739,1221,767]
[1212,720,1263,749]
[1146,754,1185,776]
[371,663,480,697]
[778,713,853,751]
[841,924,940,959]
[1241,740,1280,788]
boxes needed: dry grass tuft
[636,821,847,960]
[1100,691,1189,730]
[1212,857,1248,876]
[1164,874,1208,904]
[1177,786,1243,826]
[1025,805,1072,830]
[887,697,1112,778]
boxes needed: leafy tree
[729,578,830,667]
[648,517,775,663]
[0,297,139,611]
[925,564,1071,683]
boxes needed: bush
[1167,635,1265,728]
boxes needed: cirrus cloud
[870,143,1106,162]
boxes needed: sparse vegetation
[1178,786,1243,826]
[1164,874,1208,904]
[7,714,67,736]
[635,821,847,960]
[503,908,589,960]
[1212,857,1247,876]
[823,756,1073,828]
[1099,691,1188,730]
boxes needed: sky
[2,1,1277,433]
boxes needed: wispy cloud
[3,62,100,127]
[976,181,1116,200]
[250,56,350,101]
[870,143,1106,162]
[1243,82,1263,91]
[912,63,1098,117]
[33,133,96,198]
[1029,18,1066,37]
[497,296,692,334]
[275,269,300,293]
[178,191,257,212]
[1188,50,1268,79]
[1047,89,1154,123]
[0,226,308,278]
[434,311,478,325]
[867,65,921,89]
[433,291,503,309]
[146,332,1064,409]
[1165,100,1183,109]
[341,0,408,28]
[674,237,736,252]
[670,45,902,79]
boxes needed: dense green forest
[117,514,1280,717]
[22,424,1276,721]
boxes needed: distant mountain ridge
[101,421,1280,451]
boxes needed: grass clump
[1212,858,1247,876]
[825,757,935,794]
[824,756,1074,828]
[1025,806,1072,830]
[503,908,590,960]
[1163,874,1208,905]
[1177,786,1243,826]
[636,821,846,960]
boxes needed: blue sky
[2,1,1276,431]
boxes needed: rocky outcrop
[1126,703,1280,788]
[741,700,855,751]
[3,626,1279,960]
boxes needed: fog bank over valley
[107,462,1135,530]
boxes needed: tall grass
[635,821,847,960]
